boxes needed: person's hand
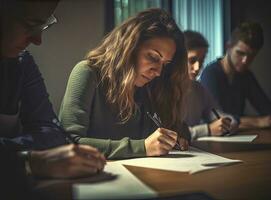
[30,144,106,178]
[209,117,232,136]
[145,128,178,156]
[177,136,189,151]
[257,115,271,128]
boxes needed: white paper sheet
[115,147,241,174]
[197,135,257,142]
[73,162,157,200]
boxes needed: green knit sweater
[59,61,158,159]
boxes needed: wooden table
[35,128,271,199]
[125,128,271,199]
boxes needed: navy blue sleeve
[20,53,67,149]
[0,52,67,150]
[246,72,271,115]
[200,66,222,108]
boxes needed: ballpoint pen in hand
[211,108,221,120]
[211,108,231,136]
[146,112,182,150]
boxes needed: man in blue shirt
[200,22,271,129]
[1,1,105,198]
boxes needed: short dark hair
[229,21,264,50]
[184,30,209,50]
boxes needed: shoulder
[190,81,211,97]
[18,50,34,63]
[67,60,100,92]
[70,60,98,82]
[242,70,255,79]
[18,51,37,71]
[200,58,223,82]
[203,58,222,74]
[17,51,43,81]
[190,80,204,92]
[191,80,202,88]
[72,60,95,73]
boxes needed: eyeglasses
[20,15,57,35]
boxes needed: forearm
[239,116,270,129]
[189,124,209,140]
[78,137,146,160]
[0,136,34,151]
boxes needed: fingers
[65,144,106,174]
[158,128,177,147]
[74,144,99,156]
[65,163,103,178]
[73,153,105,172]
[221,117,232,133]
[210,118,233,136]
[74,144,106,162]
[145,128,179,156]
[73,144,106,171]
[178,137,189,151]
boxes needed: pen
[211,108,220,119]
[211,108,230,136]
[147,112,162,128]
[146,112,182,150]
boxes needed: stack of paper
[73,163,157,200]
[197,135,257,142]
[115,147,242,174]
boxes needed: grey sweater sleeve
[59,61,146,159]
[189,124,209,140]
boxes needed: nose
[149,67,162,79]
[153,67,162,77]
[241,55,248,64]
[193,61,200,72]
[29,33,42,46]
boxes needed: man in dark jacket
[0,1,106,198]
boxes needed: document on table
[197,135,257,142]
[115,147,241,174]
[73,162,157,200]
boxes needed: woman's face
[187,47,208,80]
[134,37,176,87]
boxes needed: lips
[142,75,151,82]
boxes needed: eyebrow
[236,49,254,56]
[152,49,172,63]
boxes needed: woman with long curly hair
[59,8,190,159]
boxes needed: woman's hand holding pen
[209,117,232,136]
[177,136,189,151]
[145,128,178,156]
[30,144,106,178]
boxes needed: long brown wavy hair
[86,8,189,130]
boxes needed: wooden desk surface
[125,128,271,199]
[35,128,271,199]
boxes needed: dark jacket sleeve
[200,66,222,107]
[0,52,67,150]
